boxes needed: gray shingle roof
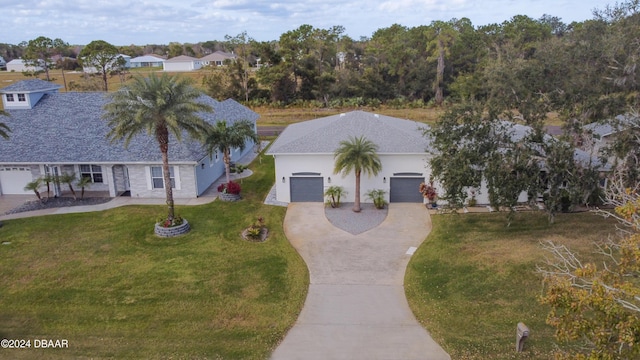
[267,111,431,155]
[0,79,62,93]
[0,92,258,164]
[165,55,199,62]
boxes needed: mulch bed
[4,197,112,215]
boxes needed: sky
[0,0,609,46]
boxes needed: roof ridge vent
[374,114,379,118]
[340,113,346,117]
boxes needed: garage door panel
[0,166,34,195]
[290,177,323,202]
[390,177,424,203]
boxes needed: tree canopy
[79,40,124,91]
[103,73,212,221]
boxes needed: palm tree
[204,120,258,186]
[334,136,382,212]
[103,73,212,221]
[0,110,10,139]
[24,178,43,201]
[59,172,78,200]
[77,176,92,199]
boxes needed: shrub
[366,189,387,209]
[157,215,184,228]
[217,181,241,195]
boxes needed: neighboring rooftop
[0,90,258,164]
[0,79,62,93]
[165,55,199,62]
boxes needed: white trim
[174,166,181,190]
[147,165,179,190]
[145,166,152,190]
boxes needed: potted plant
[468,189,477,207]
[419,181,437,208]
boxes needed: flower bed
[154,219,190,237]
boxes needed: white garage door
[0,166,34,194]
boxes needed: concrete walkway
[272,203,450,360]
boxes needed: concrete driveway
[271,203,450,360]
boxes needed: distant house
[201,51,237,67]
[6,58,43,72]
[163,55,202,72]
[0,79,259,197]
[582,114,638,170]
[130,54,165,68]
[0,56,6,70]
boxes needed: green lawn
[0,152,309,359]
[405,211,618,360]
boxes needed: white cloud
[0,0,608,45]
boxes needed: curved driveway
[272,203,450,360]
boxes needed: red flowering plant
[419,181,437,202]
[217,181,241,195]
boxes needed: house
[201,51,237,67]
[0,79,259,197]
[163,55,202,72]
[130,54,165,68]
[266,111,607,206]
[582,115,636,160]
[267,111,432,204]
[6,58,43,72]
[0,56,6,70]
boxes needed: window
[17,94,26,102]
[6,94,14,102]
[151,166,175,189]
[80,164,103,183]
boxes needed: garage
[290,177,324,202]
[390,177,424,203]
[0,166,34,195]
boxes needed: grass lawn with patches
[405,211,618,360]
[0,153,309,359]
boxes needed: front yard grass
[0,153,309,359]
[405,211,618,359]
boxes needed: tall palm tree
[204,120,258,186]
[103,73,212,221]
[334,135,382,212]
[0,110,10,139]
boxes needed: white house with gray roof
[0,79,258,198]
[163,55,202,72]
[267,111,607,206]
[130,54,165,68]
[267,111,433,204]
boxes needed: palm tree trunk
[224,149,231,184]
[158,126,174,221]
[353,169,361,212]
